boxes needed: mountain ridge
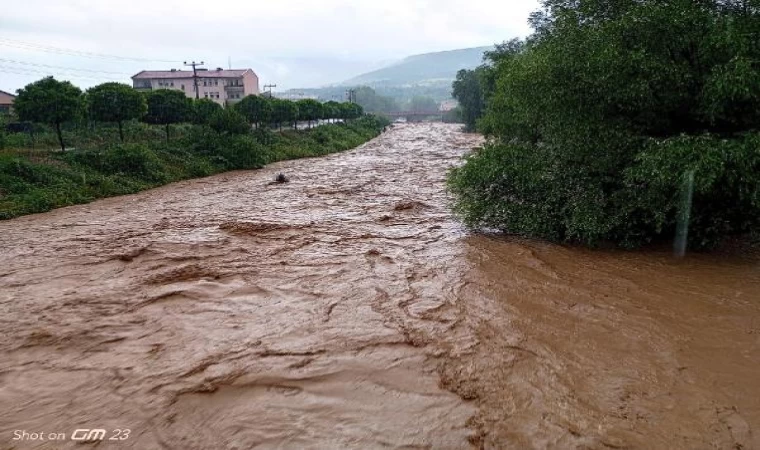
[340,46,492,87]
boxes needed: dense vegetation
[279,86,446,117]
[0,77,385,219]
[450,0,760,249]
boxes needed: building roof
[132,69,256,79]
[0,89,16,98]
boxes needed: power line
[0,37,183,63]
[0,65,124,82]
[0,58,132,75]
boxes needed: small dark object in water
[275,173,289,183]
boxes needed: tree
[323,101,342,123]
[296,99,323,128]
[408,96,438,112]
[143,89,192,141]
[208,108,250,135]
[236,95,273,129]
[449,0,760,249]
[354,86,399,114]
[451,70,483,132]
[352,103,364,119]
[270,99,299,130]
[86,82,146,142]
[339,102,363,122]
[192,99,222,125]
[14,77,84,151]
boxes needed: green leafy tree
[14,77,84,151]
[86,82,147,142]
[339,102,363,121]
[208,108,250,135]
[236,95,273,129]
[143,89,192,141]
[323,101,342,123]
[296,99,323,128]
[451,70,483,132]
[354,86,399,114]
[192,99,222,125]
[271,99,299,130]
[450,0,760,249]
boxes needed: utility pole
[183,60,205,99]
[263,84,277,98]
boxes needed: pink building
[131,68,260,106]
[0,90,15,114]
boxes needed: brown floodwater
[0,123,758,449]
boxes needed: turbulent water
[1,123,758,449]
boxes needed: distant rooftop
[0,89,16,98]
[132,69,256,79]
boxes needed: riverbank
[0,115,388,219]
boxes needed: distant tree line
[449,0,760,249]
[11,76,364,150]
[279,82,455,106]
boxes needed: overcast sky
[0,0,539,93]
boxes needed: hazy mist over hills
[279,46,493,104]
[341,46,492,86]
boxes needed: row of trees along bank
[10,77,364,151]
[449,0,760,250]
[0,76,386,219]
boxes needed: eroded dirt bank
[0,123,758,449]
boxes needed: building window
[204,92,209,98]
[181,84,185,90]
[170,81,174,87]
[214,80,218,86]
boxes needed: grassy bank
[0,115,388,219]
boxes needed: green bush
[448,143,568,242]
[622,133,760,248]
[101,144,168,182]
[192,99,223,125]
[219,136,266,169]
[208,108,250,135]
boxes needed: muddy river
[1,123,758,449]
